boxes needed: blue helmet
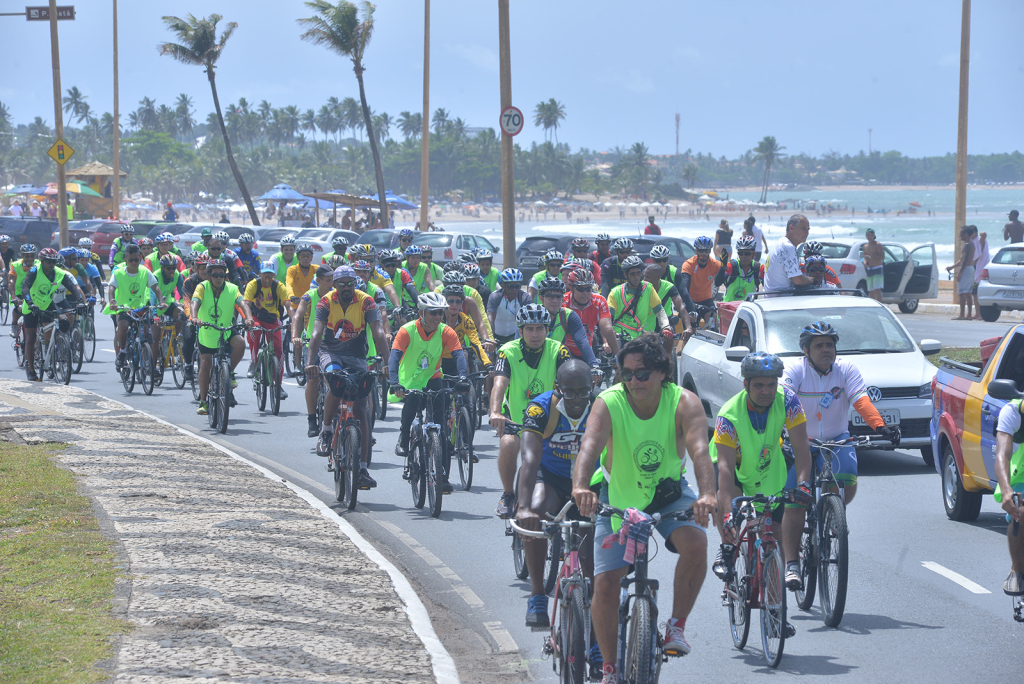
[57,247,78,258]
[399,228,415,239]
[804,254,828,269]
[77,248,91,260]
[693,236,714,252]
[740,351,784,379]
[499,268,523,285]
[404,245,422,256]
[798,320,839,351]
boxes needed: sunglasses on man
[620,367,652,382]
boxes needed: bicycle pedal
[530,625,549,632]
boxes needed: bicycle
[114,306,157,396]
[401,383,456,518]
[294,332,308,387]
[188,332,201,401]
[77,299,96,363]
[368,354,388,432]
[689,303,720,333]
[251,323,285,415]
[69,305,85,374]
[721,493,788,668]
[444,374,475,491]
[0,279,9,325]
[511,501,596,684]
[280,312,295,377]
[321,367,375,510]
[197,322,246,434]
[155,315,188,389]
[595,501,696,684]
[27,306,73,385]
[793,435,872,628]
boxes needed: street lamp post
[953,0,971,306]
[498,0,515,263]
[47,0,69,247]
[419,0,429,233]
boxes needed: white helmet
[417,292,448,311]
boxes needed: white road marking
[483,621,520,654]
[102,348,114,353]
[376,520,485,608]
[921,561,991,594]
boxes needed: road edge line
[97,394,460,684]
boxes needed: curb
[62,388,461,684]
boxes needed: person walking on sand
[946,225,976,320]
[862,228,885,302]
[1005,210,1024,244]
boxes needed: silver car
[290,227,361,260]
[977,245,1024,322]
[411,231,502,267]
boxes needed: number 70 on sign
[500,106,524,137]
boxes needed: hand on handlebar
[515,506,542,535]
[1003,492,1024,523]
[790,483,815,507]
[391,384,406,399]
[572,486,599,518]
[875,424,900,446]
[489,411,506,432]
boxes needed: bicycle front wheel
[455,405,474,491]
[796,516,818,611]
[562,587,587,684]
[295,343,307,387]
[190,347,200,401]
[409,429,426,509]
[344,424,361,511]
[760,545,787,668]
[818,494,849,628]
[207,364,220,429]
[171,338,186,389]
[624,595,656,684]
[216,359,231,434]
[512,528,529,580]
[425,429,444,518]
[53,333,73,385]
[332,425,346,503]
[0,289,9,325]
[254,354,268,410]
[728,544,751,650]
[282,333,294,377]
[83,314,95,362]
[121,343,135,393]
[140,343,156,395]
[269,356,281,416]
[154,338,166,387]
[70,326,84,374]
[544,532,563,596]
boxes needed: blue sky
[2,0,1021,158]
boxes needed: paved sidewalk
[0,379,441,684]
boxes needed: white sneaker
[663,617,691,656]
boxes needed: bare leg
[592,567,630,669]
[781,507,806,565]
[497,433,520,494]
[668,526,708,621]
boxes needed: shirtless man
[1004,210,1023,244]
[861,228,885,301]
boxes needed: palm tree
[341,96,360,140]
[301,108,318,141]
[682,163,698,189]
[158,13,260,225]
[317,104,337,143]
[753,135,786,203]
[431,107,450,136]
[299,1,389,227]
[136,97,158,130]
[326,96,343,141]
[533,98,566,143]
[63,86,90,123]
[372,111,391,144]
[397,111,421,140]
[175,94,196,143]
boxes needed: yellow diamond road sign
[47,139,74,166]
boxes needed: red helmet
[38,247,59,261]
[194,253,211,267]
[567,267,594,289]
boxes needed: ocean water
[397,187,1024,271]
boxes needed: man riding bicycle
[180,254,210,382]
[322,236,349,269]
[475,248,500,292]
[536,276,601,369]
[107,245,164,367]
[679,236,722,328]
[563,267,620,359]
[436,270,493,352]
[108,224,138,268]
[20,247,84,381]
[286,243,317,311]
[993,392,1024,596]
[402,245,435,295]
[487,268,532,347]
[528,250,565,303]
[599,238,634,298]
[244,261,292,400]
[716,235,764,302]
[643,257,691,342]
[390,291,468,494]
[419,244,445,284]
[236,232,261,282]
[9,244,37,338]
[441,280,491,370]
[272,236,298,283]
[607,255,675,359]
[305,266,390,488]
[572,334,717,681]
[352,244,402,309]
[589,233,612,267]
[568,237,601,285]
[293,265,335,437]
[152,253,186,356]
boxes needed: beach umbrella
[909,201,922,208]
[534,200,547,206]
[628,202,639,207]
[172,203,194,209]
[616,201,627,206]
[677,201,690,207]
[3,183,44,195]
[257,183,308,202]
[65,181,102,197]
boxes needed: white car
[179,223,257,252]
[411,231,502,267]
[977,245,1024,322]
[290,227,361,259]
[678,293,940,462]
[800,238,938,313]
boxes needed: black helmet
[798,320,839,350]
[621,255,644,272]
[442,270,466,286]
[740,352,784,379]
[538,277,565,295]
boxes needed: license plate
[1002,290,1024,299]
[853,409,899,426]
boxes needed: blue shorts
[594,479,705,576]
[785,432,858,504]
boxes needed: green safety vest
[362,281,382,357]
[399,261,429,306]
[274,252,295,283]
[22,266,68,314]
[724,260,762,302]
[548,307,572,343]
[500,338,561,423]
[396,320,447,392]
[194,281,240,349]
[482,267,500,292]
[708,387,788,497]
[11,261,32,294]
[590,383,685,531]
[609,282,655,340]
[995,399,1024,503]
[648,279,674,328]
[530,270,560,303]
[664,264,678,286]
[192,241,209,254]
[110,237,133,266]
[427,261,444,283]
[104,267,154,313]
[155,270,179,308]
[303,286,328,339]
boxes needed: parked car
[250,228,302,256]
[359,229,401,253]
[50,218,107,249]
[292,228,361,258]
[678,292,940,459]
[134,219,188,240]
[976,245,1024,322]
[179,223,259,252]
[0,217,61,249]
[517,234,693,281]
[799,238,938,313]
[411,231,501,267]
[930,324,1024,519]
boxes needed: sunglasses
[446,298,464,305]
[620,368,652,382]
[424,309,444,316]
[503,284,522,290]
[557,387,591,401]
[542,291,562,298]
[573,286,592,293]
[652,258,669,264]
[208,272,226,279]
[335,280,355,288]
[737,250,754,256]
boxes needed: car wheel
[920,444,934,468]
[856,280,868,297]
[898,299,919,314]
[941,441,982,521]
[979,305,1001,323]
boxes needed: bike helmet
[798,320,839,351]
[20,243,38,255]
[442,283,466,298]
[735,235,757,252]
[349,243,376,260]
[137,237,154,247]
[596,233,612,242]
[544,249,564,264]
[474,248,493,260]
[693,236,714,252]
[404,245,422,256]
[417,291,448,311]
[77,248,91,260]
[120,224,135,234]
[399,228,415,239]
[802,240,824,257]
[153,233,169,244]
[158,254,178,268]
[419,244,433,255]
[567,267,594,289]
[206,258,228,273]
[571,237,590,250]
[214,230,230,243]
[612,237,633,252]
[354,276,366,291]
[740,351,784,379]
[378,248,400,266]
[499,268,524,285]
[57,247,78,258]
[538,277,565,295]
[0,234,9,243]
[279,235,296,246]
[55,256,65,268]
[38,247,59,261]
[331,235,348,249]
[443,270,466,286]
[78,237,93,248]
[260,260,276,274]
[442,260,462,273]
[516,303,551,327]
[560,257,581,272]
[238,232,255,244]
[804,254,828,270]
[462,263,482,278]
[649,244,671,260]
[350,259,372,272]
[296,242,314,255]
[194,253,211,267]
[459,252,478,264]
[621,255,644,271]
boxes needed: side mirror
[725,346,750,363]
[919,339,941,356]
[493,245,500,252]
[988,378,1021,401]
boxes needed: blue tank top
[521,390,591,479]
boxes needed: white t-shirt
[764,236,802,292]
[782,357,869,440]
[997,402,1022,444]
[8,204,23,217]
[751,224,765,253]
[30,206,42,217]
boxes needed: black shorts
[116,312,137,324]
[198,336,240,355]
[536,464,573,503]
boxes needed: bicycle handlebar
[810,435,874,449]
[595,501,695,525]
[510,500,595,538]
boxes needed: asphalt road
[898,311,1018,348]
[5,313,1022,683]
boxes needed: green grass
[928,346,982,368]
[0,440,127,684]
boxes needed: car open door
[903,244,938,300]
[881,244,913,298]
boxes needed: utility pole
[675,113,680,157]
[112,0,120,220]
[48,0,69,247]
[419,0,429,232]
[498,0,515,261]
[954,0,971,306]
[867,128,872,154]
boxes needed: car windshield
[763,306,915,356]
[519,238,562,253]
[297,229,331,240]
[820,243,851,259]
[257,229,300,241]
[360,231,395,248]
[412,233,453,247]
[993,247,1024,265]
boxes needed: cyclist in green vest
[715,235,765,302]
[436,269,491,345]
[190,259,253,416]
[352,260,390,347]
[419,244,445,284]
[710,351,813,637]
[572,333,717,674]
[401,245,435,296]
[293,265,335,437]
[322,236,349,269]
[9,243,37,338]
[491,304,572,518]
[528,250,565,303]
[274,236,298,282]
[108,224,138,269]
[390,291,467,493]
[994,396,1024,596]
[648,243,679,293]
[190,227,214,254]
[152,253,186,361]
[536,276,601,370]
[643,261,690,341]
[77,237,107,281]
[475,248,500,292]
[107,245,166,368]
[607,255,675,363]
[20,247,83,381]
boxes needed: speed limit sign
[500,106,524,136]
